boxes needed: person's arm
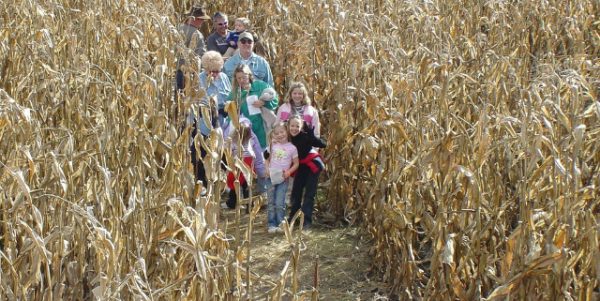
[312,135,326,149]
[218,74,232,109]
[311,107,321,138]
[258,57,274,87]
[251,133,266,177]
[264,62,274,87]
[305,125,326,148]
[223,56,238,82]
[206,34,218,52]
[194,32,206,58]
[276,105,283,120]
[226,89,234,102]
[285,155,299,178]
[225,32,235,47]
[276,104,291,121]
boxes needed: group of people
[177,7,326,232]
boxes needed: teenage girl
[277,82,320,137]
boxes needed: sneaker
[220,202,239,210]
[276,227,284,233]
[302,223,312,231]
[267,227,278,234]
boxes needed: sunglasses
[217,22,228,26]
[239,38,253,44]
[209,70,220,75]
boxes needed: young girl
[277,82,321,137]
[266,122,299,233]
[225,120,265,210]
[288,115,326,229]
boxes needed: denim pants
[289,165,321,226]
[256,176,269,194]
[267,178,289,228]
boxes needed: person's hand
[303,124,316,136]
[252,100,265,108]
[283,169,292,178]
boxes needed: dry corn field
[1,0,599,300]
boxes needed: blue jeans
[267,178,289,228]
[256,176,269,194]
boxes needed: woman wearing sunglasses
[187,51,231,191]
[223,31,274,87]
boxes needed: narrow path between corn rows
[219,203,388,300]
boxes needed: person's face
[291,88,304,105]
[235,72,250,89]
[190,17,205,28]
[238,37,254,54]
[208,69,221,79]
[273,127,288,143]
[289,119,302,137]
[214,17,228,35]
[234,21,246,32]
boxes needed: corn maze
[1,0,599,300]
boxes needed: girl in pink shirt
[266,122,299,233]
[276,82,321,137]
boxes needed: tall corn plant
[2,0,599,300]
[0,0,310,300]
[209,0,600,299]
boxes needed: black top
[290,126,326,159]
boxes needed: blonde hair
[201,51,224,71]
[284,82,311,106]
[235,17,251,29]
[270,121,289,139]
[269,121,289,153]
[288,114,304,128]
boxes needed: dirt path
[220,203,389,300]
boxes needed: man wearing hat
[176,6,211,95]
[223,31,274,87]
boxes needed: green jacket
[228,80,278,149]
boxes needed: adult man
[223,32,274,87]
[176,6,210,94]
[206,12,230,55]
